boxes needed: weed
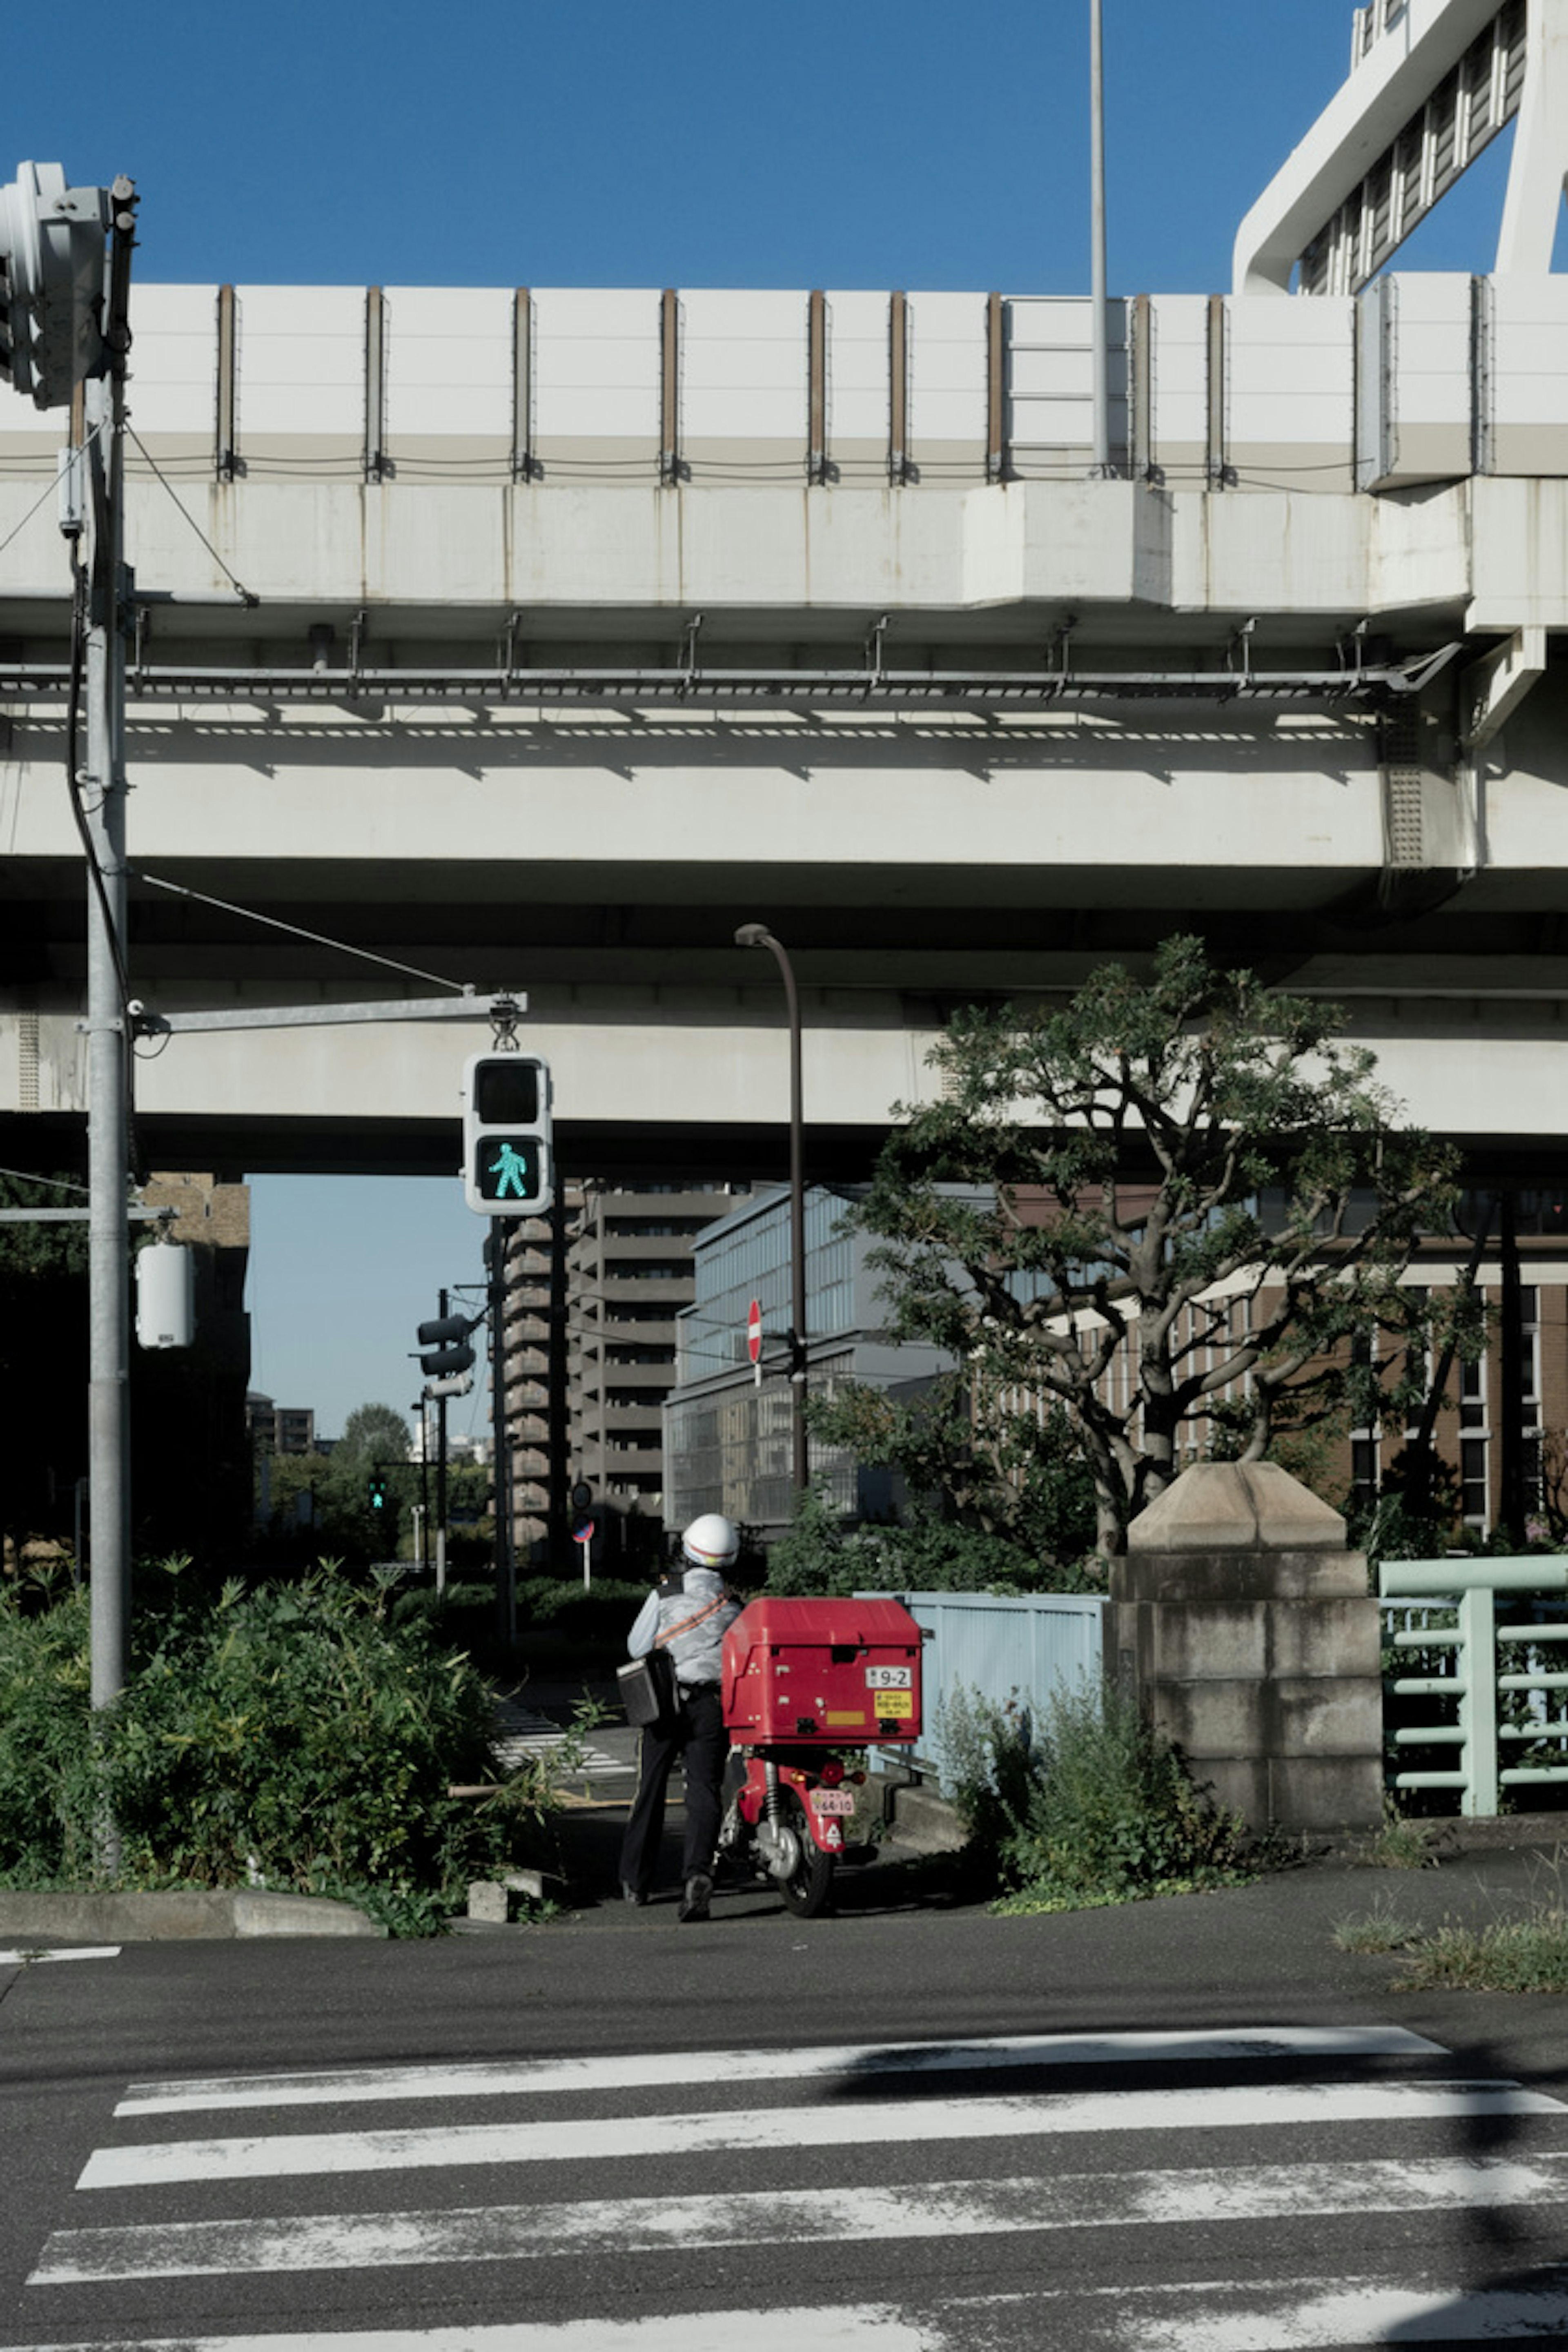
[1351,1799,1454,1871]
[1393,1912,1568,1993]
[1333,1898,1423,1953]
[938,1677,1256,1914]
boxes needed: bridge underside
[4,469,1568,1191]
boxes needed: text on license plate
[866,1665,912,1689]
[876,1690,914,1718]
[812,1788,858,1816]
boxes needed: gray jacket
[628,1565,740,1691]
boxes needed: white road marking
[115,2023,1447,2114]
[0,1946,120,1965]
[1087,2270,1568,2348]
[492,1705,633,1781]
[17,2277,1568,2351]
[77,2076,1564,2191]
[29,2153,1568,2283]
[0,2312,922,2352]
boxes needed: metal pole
[436,1288,450,1592]
[486,1229,513,1637]
[84,380,129,1732]
[1089,0,1114,476]
[735,925,809,1503]
[1498,1189,1526,1544]
[414,1398,429,1530]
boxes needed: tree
[836,935,1469,1557]
[336,1403,413,1467]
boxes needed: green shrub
[0,1564,100,1882]
[938,1677,1254,1912]
[0,1559,556,1930]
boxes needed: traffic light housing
[462,1051,552,1216]
[417,1313,475,1379]
[0,163,112,410]
[367,1469,389,1512]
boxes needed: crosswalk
[491,1699,635,1784]
[17,2023,1568,2349]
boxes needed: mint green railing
[1378,1559,1568,1817]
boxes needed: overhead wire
[123,422,258,606]
[131,870,472,993]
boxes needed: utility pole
[83,362,129,1726]
[77,185,138,1748]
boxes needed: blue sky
[10,0,1527,294]
[19,0,1539,1438]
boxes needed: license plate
[812,1788,858,1816]
[866,1665,911,1689]
[876,1690,914,1719]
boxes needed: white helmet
[682,1512,739,1571]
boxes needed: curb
[0,1889,388,1942]
[872,1773,965,1855]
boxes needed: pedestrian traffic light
[417,1313,475,1379]
[0,163,113,410]
[462,1051,552,1216]
[367,1469,388,1511]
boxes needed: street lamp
[1089,0,1113,477]
[735,923,809,1502]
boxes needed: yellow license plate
[876,1690,914,1719]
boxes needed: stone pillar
[1109,1461,1383,1833]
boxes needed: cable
[123,423,258,606]
[0,1166,91,1195]
[63,552,132,1011]
[131,871,471,992]
[0,443,92,564]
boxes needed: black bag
[618,1646,676,1729]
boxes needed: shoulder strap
[655,1593,728,1648]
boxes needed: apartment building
[501,1182,748,1569]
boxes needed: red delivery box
[722,1597,924,1746]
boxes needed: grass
[1349,1800,1454,1871]
[1334,1846,1568,1991]
[1332,1896,1423,1954]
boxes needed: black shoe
[621,1882,647,1907]
[678,1872,712,1923]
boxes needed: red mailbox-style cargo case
[722,1596,924,1746]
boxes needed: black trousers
[618,1684,728,1895]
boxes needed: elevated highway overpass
[4,0,1568,1187]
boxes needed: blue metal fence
[857,1590,1108,1785]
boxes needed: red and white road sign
[747,1298,763,1365]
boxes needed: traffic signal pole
[84,366,129,1722]
[436,1287,450,1595]
[83,203,136,1748]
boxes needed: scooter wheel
[776,1793,834,1919]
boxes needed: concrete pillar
[1109,1462,1383,1834]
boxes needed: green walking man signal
[462,1051,552,1216]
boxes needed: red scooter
[716,1595,926,1919]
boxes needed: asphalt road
[4,1844,1568,2349]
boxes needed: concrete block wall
[1110,1461,1384,1834]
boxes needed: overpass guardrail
[1378,1559,1568,1818]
